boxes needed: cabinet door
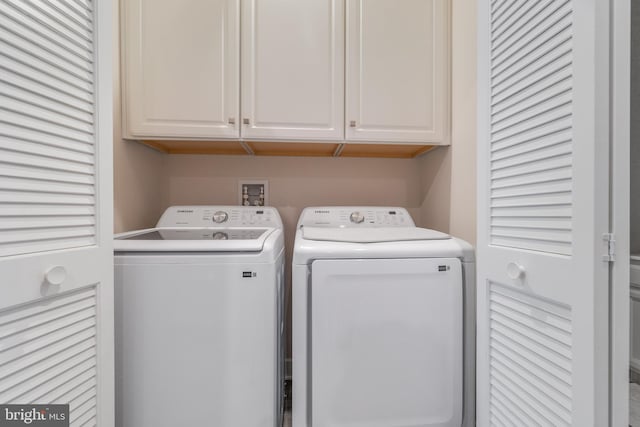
[346,0,449,143]
[122,0,239,139]
[241,0,344,141]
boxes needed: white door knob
[506,262,525,280]
[45,266,67,286]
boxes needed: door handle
[506,262,525,280]
[45,266,67,286]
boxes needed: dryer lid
[301,226,450,243]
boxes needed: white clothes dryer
[114,206,284,427]
[292,207,475,427]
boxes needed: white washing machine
[114,206,285,427]
[292,207,475,427]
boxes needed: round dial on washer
[212,211,228,223]
[350,211,365,224]
[212,232,228,240]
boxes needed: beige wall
[419,147,452,233]
[419,0,477,246]
[113,0,166,234]
[165,154,423,260]
[449,0,477,245]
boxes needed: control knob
[212,211,228,223]
[350,211,365,224]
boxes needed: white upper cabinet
[346,0,450,143]
[122,0,239,139]
[241,0,344,140]
[121,0,451,150]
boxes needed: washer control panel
[157,206,283,228]
[298,207,414,228]
[212,211,228,223]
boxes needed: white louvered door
[0,1,113,426]
[477,0,610,426]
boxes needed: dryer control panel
[157,206,283,228]
[298,207,415,228]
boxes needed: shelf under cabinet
[136,140,438,159]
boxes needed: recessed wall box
[238,180,269,207]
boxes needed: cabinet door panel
[123,0,239,139]
[241,0,344,140]
[346,0,449,143]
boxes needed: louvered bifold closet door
[489,0,574,256]
[0,1,113,426]
[0,0,96,257]
[0,287,99,425]
[477,0,611,426]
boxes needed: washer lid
[114,227,275,252]
[301,226,450,243]
[118,228,268,241]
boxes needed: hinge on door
[603,233,616,262]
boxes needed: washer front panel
[310,258,463,427]
[115,257,283,427]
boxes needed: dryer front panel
[310,258,463,427]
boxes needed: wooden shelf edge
[139,140,250,155]
[339,143,437,158]
[137,139,440,158]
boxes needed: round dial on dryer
[212,211,228,223]
[350,211,365,224]
[212,232,228,240]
